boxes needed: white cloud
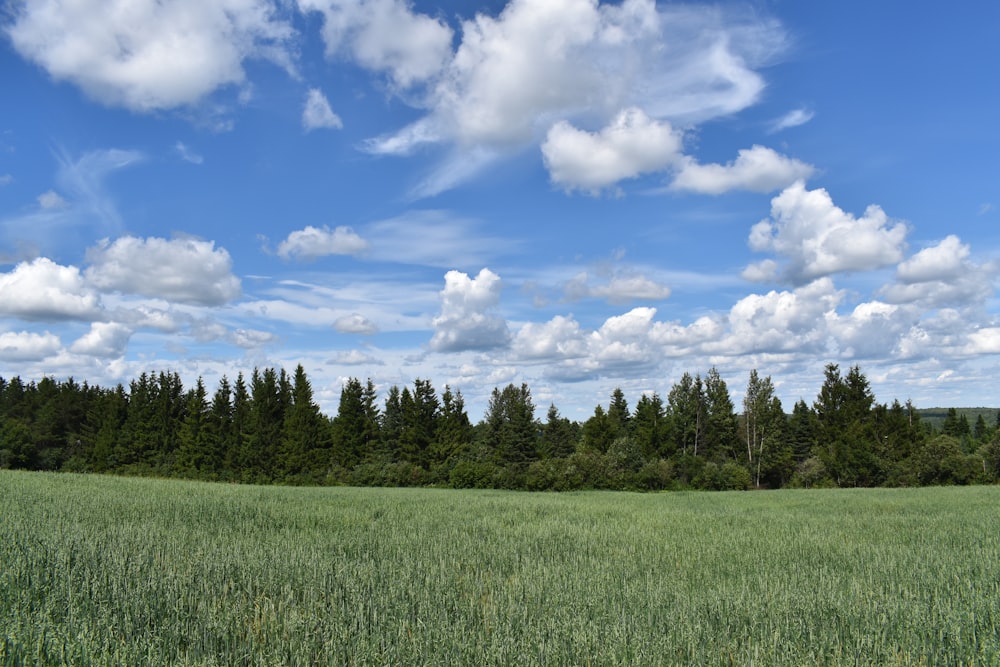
[0,174,12,186]
[965,328,1000,355]
[0,257,101,320]
[513,315,587,360]
[277,225,368,260]
[37,190,68,209]
[302,88,343,131]
[6,0,295,112]
[175,142,204,164]
[565,269,671,304]
[768,108,814,133]
[542,108,683,193]
[713,278,842,355]
[430,268,510,352]
[827,301,914,358]
[330,349,384,365]
[85,236,241,305]
[230,328,280,348]
[744,181,908,284]
[69,321,132,357]
[334,313,378,335]
[297,0,453,89]
[0,330,62,361]
[366,210,515,268]
[671,145,815,195]
[880,235,996,307]
[895,235,968,284]
[367,0,785,192]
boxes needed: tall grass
[2,470,998,665]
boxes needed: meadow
[1,471,998,665]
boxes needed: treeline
[1,363,999,490]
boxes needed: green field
[2,471,998,665]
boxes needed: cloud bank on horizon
[1,0,998,416]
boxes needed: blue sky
[1,0,998,420]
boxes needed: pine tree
[485,383,538,465]
[704,367,738,462]
[632,392,667,459]
[540,404,576,459]
[281,365,326,479]
[433,386,473,465]
[176,378,209,477]
[607,388,630,438]
[399,379,439,469]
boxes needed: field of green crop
[2,471,998,666]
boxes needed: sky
[1,0,999,420]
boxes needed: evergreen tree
[632,392,668,459]
[607,388,630,438]
[246,368,284,481]
[399,379,439,469]
[205,376,233,479]
[86,384,128,471]
[433,386,473,464]
[667,372,705,457]
[281,365,327,478]
[485,383,538,465]
[379,385,404,461]
[703,367,738,462]
[229,373,251,476]
[814,364,878,486]
[332,377,368,469]
[540,404,576,459]
[120,372,159,467]
[176,378,209,477]
[581,404,614,453]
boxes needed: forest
[1,363,998,491]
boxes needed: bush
[789,456,835,489]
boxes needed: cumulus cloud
[0,330,62,361]
[825,301,918,358]
[297,0,453,89]
[965,327,1000,355]
[277,225,368,260]
[671,145,815,195]
[366,0,784,192]
[542,108,683,193]
[565,270,671,304]
[744,181,908,284]
[334,313,378,335]
[85,236,241,305]
[513,315,587,360]
[302,88,343,131]
[5,0,295,112]
[880,235,996,307]
[69,322,132,357]
[430,268,510,352]
[0,257,101,320]
[712,278,842,355]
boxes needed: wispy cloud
[768,108,815,133]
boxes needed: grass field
[2,471,998,665]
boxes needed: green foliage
[0,362,993,492]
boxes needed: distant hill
[916,407,999,432]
